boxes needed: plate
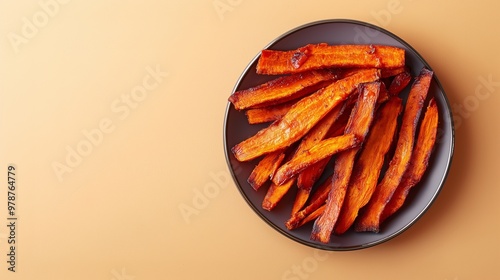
[223,19,454,250]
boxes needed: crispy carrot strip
[355,68,434,233]
[232,69,380,162]
[388,70,412,96]
[311,81,381,243]
[229,70,337,110]
[259,145,299,210]
[376,82,390,105]
[245,101,295,124]
[291,188,312,215]
[381,98,439,222]
[256,44,405,75]
[334,97,403,235]
[285,174,333,230]
[380,66,407,78]
[262,179,296,211]
[272,134,361,186]
[247,149,286,191]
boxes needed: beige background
[0,0,499,279]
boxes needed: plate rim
[223,18,455,251]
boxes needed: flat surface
[0,1,499,279]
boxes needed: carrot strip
[256,44,405,75]
[245,101,295,124]
[380,66,407,78]
[262,179,295,211]
[291,188,312,215]
[229,70,337,110]
[247,149,286,191]
[388,70,412,96]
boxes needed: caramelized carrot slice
[262,179,296,211]
[232,69,380,162]
[291,188,312,215]
[388,70,412,96]
[272,134,361,186]
[256,44,405,75]
[381,98,439,222]
[375,82,390,105]
[229,70,337,110]
[356,68,434,233]
[311,81,381,243]
[380,66,408,78]
[334,97,403,235]
[247,149,286,191]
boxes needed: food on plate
[256,44,405,75]
[227,42,439,242]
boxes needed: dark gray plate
[223,19,454,251]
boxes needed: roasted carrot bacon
[356,68,434,233]
[229,70,337,110]
[247,149,286,191]
[232,69,380,162]
[311,81,381,243]
[334,97,403,235]
[381,98,439,222]
[256,44,405,75]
